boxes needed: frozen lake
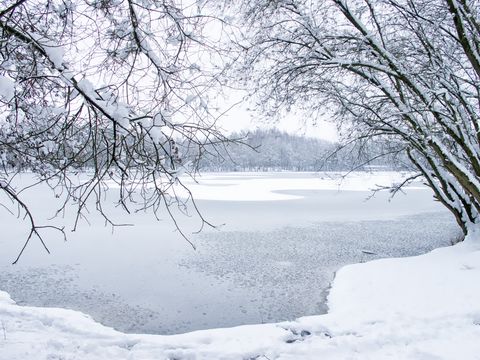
[0,172,460,334]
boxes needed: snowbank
[1,239,480,359]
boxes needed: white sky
[215,97,339,142]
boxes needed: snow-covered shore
[1,236,479,359]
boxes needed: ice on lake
[0,172,460,334]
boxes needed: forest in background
[197,129,408,172]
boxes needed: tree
[233,0,480,237]
[0,0,234,262]
[196,128,351,171]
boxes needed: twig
[0,181,66,264]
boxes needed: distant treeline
[197,129,408,172]
[0,127,406,173]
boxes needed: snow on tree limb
[0,0,235,261]
[232,0,480,236]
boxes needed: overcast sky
[215,95,339,141]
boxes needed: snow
[1,172,456,335]
[29,33,65,70]
[1,234,479,359]
[43,45,65,69]
[174,171,424,201]
[75,79,131,129]
[0,75,15,101]
[77,78,96,97]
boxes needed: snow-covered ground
[0,172,461,333]
[1,234,479,359]
[0,170,469,356]
[0,172,459,334]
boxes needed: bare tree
[0,0,235,262]
[232,0,480,237]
